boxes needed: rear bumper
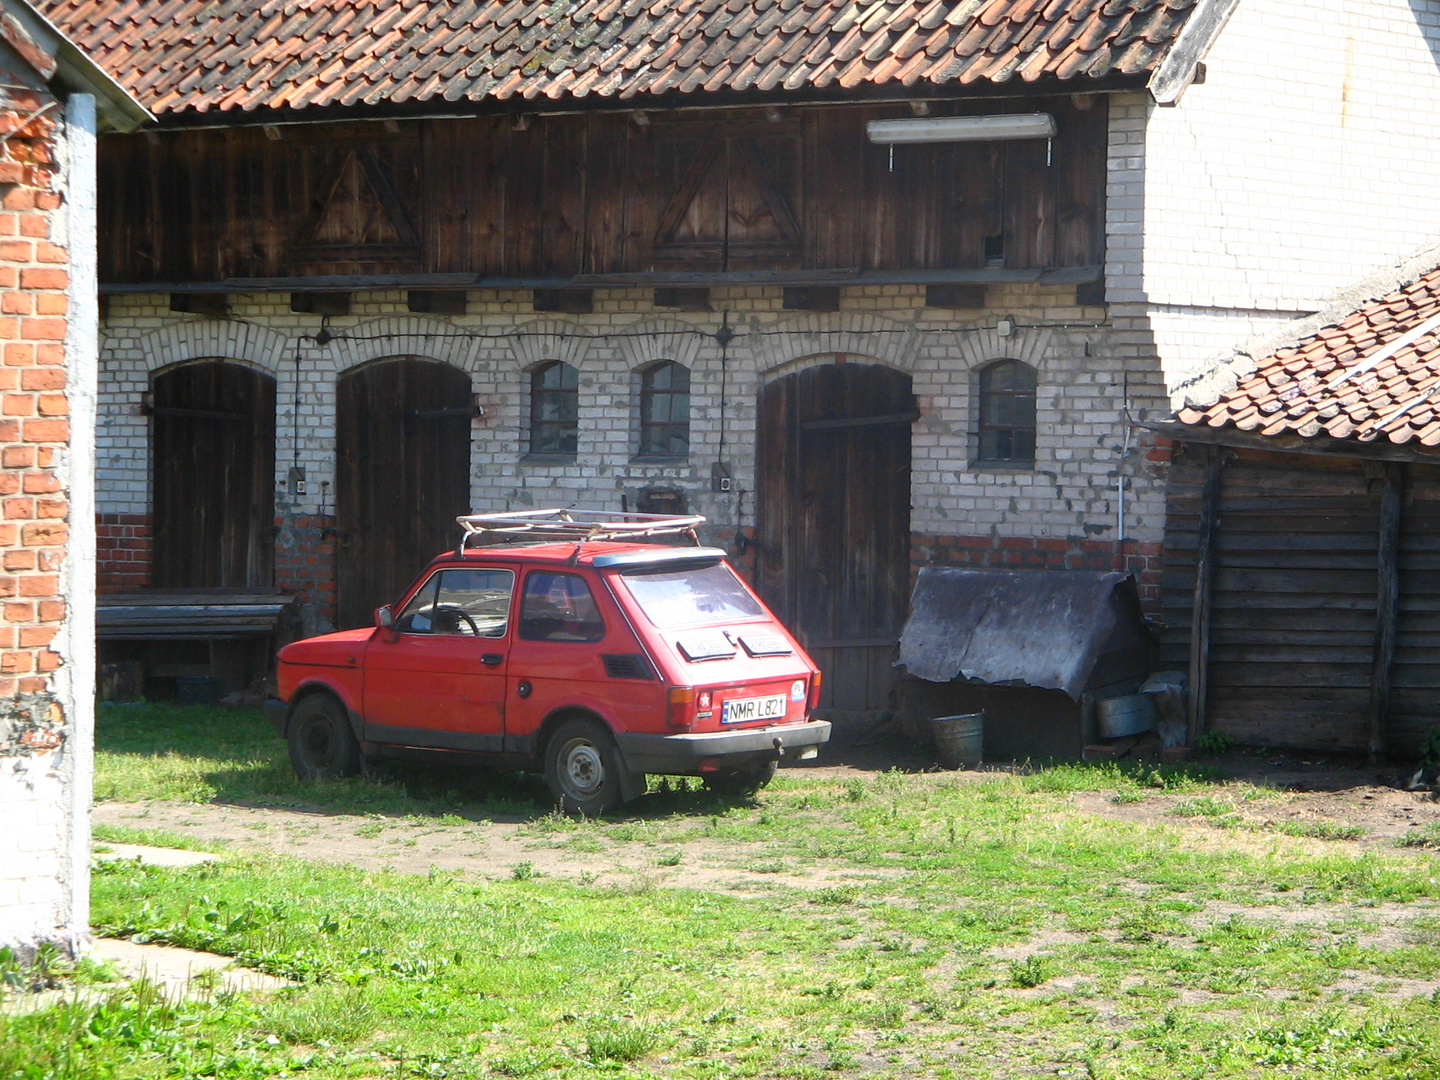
[265,698,288,735]
[616,720,831,775]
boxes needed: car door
[362,566,514,752]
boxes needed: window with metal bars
[976,358,1037,465]
[529,360,579,455]
[637,360,690,458]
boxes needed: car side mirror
[375,605,394,628]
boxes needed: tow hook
[770,735,784,761]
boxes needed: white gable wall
[1108,0,1440,398]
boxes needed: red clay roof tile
[38,0,1198,117]
[1182,264,1440,450]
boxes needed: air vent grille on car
[602,653,653,680]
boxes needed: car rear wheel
[703,759,777,799]
[287,694,362,780]
[545,718,624,816]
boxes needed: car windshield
[619,561,765,629]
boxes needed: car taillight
[807,671,823,710]
[667,686,695,730]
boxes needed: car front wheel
[545,718,624,816]
[287,694,362,780]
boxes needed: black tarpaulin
[898,568,1144,699]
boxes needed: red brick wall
[272,514,336,621]
[96,512,150,591]
[912,533,1164,610]
[0,93,71,697]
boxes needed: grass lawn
[4,703,1440,1078]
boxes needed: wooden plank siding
[96,97,1107,285]
[1162,444,1440,755]
[755,362,913,715]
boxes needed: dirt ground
[95,735,1440,887]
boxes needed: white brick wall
[0,752,69,951]
[98,283,1168,585]
[1115,1,1440,397]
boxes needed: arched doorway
[755,360,914,714]
[336,357,472,629]
[151,360,276,588]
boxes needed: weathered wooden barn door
[151,360,276,588]
[755,361,913,715]
[336,358,472,629]
[1162,447,1380,750]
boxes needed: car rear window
[619,561,764,629]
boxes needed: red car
[267,510,831,814]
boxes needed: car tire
[287,694,362,780]
[544,718,625,816]
[703,759,778,799]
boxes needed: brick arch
[755,350,900,385]
[743,312,921,377]
[613,317,703,372]
[136,319,290,375]
[505,318,595,373]
[956,325,1054,372]
[324,315,487,374]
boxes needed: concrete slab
[93,843,219,867]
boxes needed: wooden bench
[98,590,299,697]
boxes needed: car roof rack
[456,508,706,550]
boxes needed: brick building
[0,0,147,959]
[33,0,1440,715]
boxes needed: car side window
[395,569,514,637]
[519,571,606,642]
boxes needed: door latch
[481,653,503,666]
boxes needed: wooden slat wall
[1393,462,1440,755]
[1161,447,1381,751]
[98,97,1107,284]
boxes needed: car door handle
[481,653,504,666]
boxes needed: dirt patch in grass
[94,800,899,894]
[1076,778,1440,850]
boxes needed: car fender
[288,676,366,743]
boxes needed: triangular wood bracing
[292,146,420,262]
[652,137,801,269]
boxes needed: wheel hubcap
[560,738,604,799]
[304,721,334,767]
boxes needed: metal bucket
[931,712,984,769]
[1096,694,1158,738]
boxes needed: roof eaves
[4,0,152,130]
[1146,0,1235,106]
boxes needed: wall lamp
[865,113,1057,145]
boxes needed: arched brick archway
[755,356,914,715]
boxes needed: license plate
[721,694,787,725]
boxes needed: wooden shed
[1165,262,1440,758]
[895,568,1153,759]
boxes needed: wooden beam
[1187,444,1224,744]
[1367,461,1403,761]
[1149,420,1440,466]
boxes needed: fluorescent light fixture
[866,113,1057,145]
